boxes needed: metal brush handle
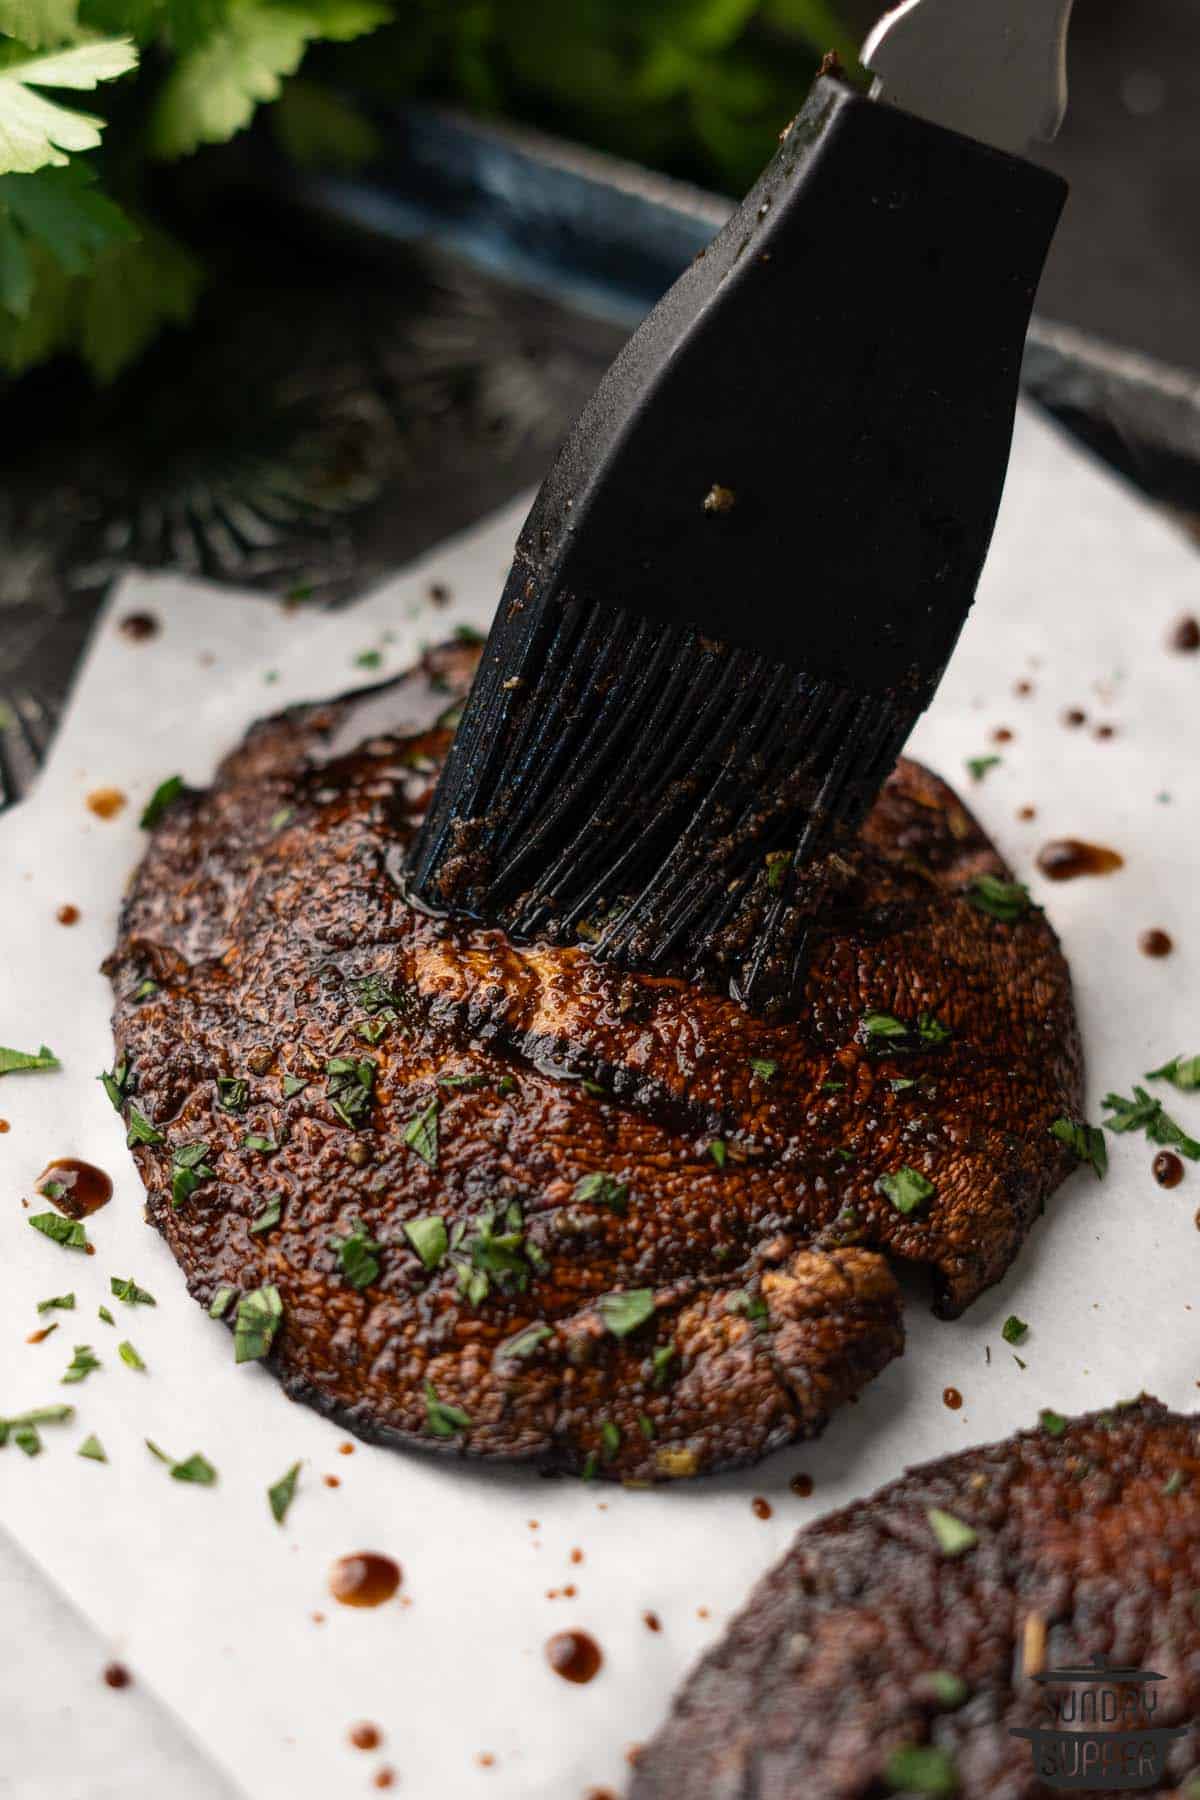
[863,0,1075,155]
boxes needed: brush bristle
[411,589,916,1007]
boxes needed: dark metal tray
[2,105,1197,809]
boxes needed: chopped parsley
[0,1043,60,1077]
[140,774,184,829]
[327,1219,382,1289]
[29,1212,88,1250]
[111,1276,156,1307]
[147,1441,218,1486]
[132,979,159,1003]
[877,1167,935,1215]
[708,1140,728,1168]
[823,1080,846,1093]
[929,1671,969,1708]
[118,1340,146,1371]
[423,1380,470,1438]
[596,1289,655,1339]
[1039,1408,1067,1437]
[269,1461,301,1524]
[890,1078,916,1092]
[39,1178,66,1201]
[725,1289,769,1328]
[217,1077,249,1113]
[36,1293,75,1314]
[966,754,1001,782]
[451,1203,538,1306]
[572,1172,628,1212]
[281,1074,308,1098]
[966,874,1031,922]
[1147,1053,1200,1092]
[269,807,294,832]
[1102,1086,1200,1159]
[99,1058,132,1110]
[1001,1315,1028,1345]
[208,1285,236,1319]
[61,1344,101,1384]
[765,850,791,892]
[250,1197,283,1235]
[242,1133,279,1155]
[862,1012,907,1042]
[98,1306,114,1326]
[917,1012,951,1045]
[403,1215,447,1271]
[78,1435,107,1463]
[403,1099,439,1168]
[233,1285,283,1363]
[0,1405,73,1456]
[600,1420,620,1460]
[437,1071,487,1091]
[354,648,383,670]
[350,973,407,1014]
[926,1507,978,1557]
[651,1343,677,1387]
[171,1140,215,1206]
[1050,1117,1108,1178]
[1163,1469,1185,1498]
[325,1056,376,1129]
[126,1107,164,1148]
[749,1057,778,1080]
[498,1321,553,1361]
[884,1744,959,1795]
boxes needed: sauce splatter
[338,1441,355,1455]
[349,1723,381,1751]
[1062,707,1087,727]
[569,1548,583,1565]
[0,1120,9,1134]
[103,1663,131,1689]
[27,1326,57,1344]
[56,903,80,925]
[1139,928,1173,958]
[789,1472,814,1497]
[1154,1152,1184,1189]
[1017,805,1037,822]
[324,1474,340,1488]
[1014,679,1034,697]
[1094,724,1116,741]
[751,1496,772,1520]
[943,1386,964,1410]
[86,788,126,820]
[329,1553,401,1608]
[1169,615,1200,652]
[643,1611,661,1633]
[373,1769,396,1789]
[545,1630,603,1685]
[991,726,1013,743]
[36,1159,112,1218]
[119,612,160,642]
[1035,840,1124,881]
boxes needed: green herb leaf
[926,1507,977,1557]
[725,1289,769,1328]
[708,1139,727,1168]
[651,1343,677,1387]
[1001,1314,1027,1345]
[884,1744,959,1795]
[99,1058,131,1110]
[242,1133,278,1155]
[353,647,383,669]
[110,1275,155,1306]
[929,1671,968,1708]
[1163,1469,1185,1498]
[437,1071,487,1091]
[171,1452,217,1486]
[61,1343,100,1384]
[13,1425,40,1455]
[98,1305,114,1325]
[966,874,1031,923]
[324,1055,376,1128]
[1039,1408,1067,1437]
[249,1197,282,1235]
[39,1178,66,1200]
[571,1172,628,1212]
[966,754,1001,781]
[132,979,158,1002]
[268,805,293,831]
[139,774,183,828]
[0,1041,59,1075]
[1102,1086,1200,1159]
[1050,1117,1108,1178]
[749,1057,777,1080]
[862,1012,907,1042]
[29,1211,87,1249]
[350,973,406,1014]
[281,1073,308,1098]
[268,1460,301,1523]
[877,1166,935,1216]
[890,1078,916,1092]
[596,1288,655,1339]
[423,1380,470,1438]
[233,1284,283,1363]
[1146,1053,1200,1092]
[600,1420,620,1460]
[126,1107,163,1148]
[765,850,791,892]
[36,1292,74,1313]
[217,1076,249,1113]
[117,1339,145,1371]
[402,1215,446,1271]
[497,1321,553,1361]
[77,1433,106,1462]
[403,1098,439,1168]
[330,1219,382,1288]
[917,1012,951,1045]
[171,1139,215,1205]
[208,1285,235,1319]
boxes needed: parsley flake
[403,1099,439,1168]
[99,1059,132,1110]
[571,1172,628,1212]
[1163,1469,1186,1498]
[0,1043,59,1077]
[98,1306,114,1326]
[350,973,407,1014]
[966,754,1001,782]
[862,1012,907,1041]
[242,1133,278,1155]
[29,1212,88,1250]
[423,1380,470,1438]
[78,1435,107,1463]
[600,1420,620,1460]
[1001,1315,1028,1345]
[497,1321,553,1361]
[217,1076,249,1113]
[749,1057,778,1080]
[234,1284,283,1363]
[1050,1117,1108,1177]
[1102,1086,1200,1160]
[402,1215,446,1271]
[118,1339,145,1371]
[171,1452,217,1486]
[596,1289,655,1339]
[208,1285,235,1319]
[927,1507,977,1557]
[1147,1053,1200,1092]
[61,1344,100,1384]
[281,1074,308,1098]
[929,1671,968,1708]
[651,1343,677,1387]
[708,1140,727,1168]
[36,1293,74,1314]
[126,1107,164,1148]
[110,1275,155,1307]
[325,1056,376,1129]
[140,775,184,829]
[966,874,1031,922]
[884,1744,959,1795]
[250,1197,283,1234]
[330,1220,382,1288]
[171,1140,215,1206]
[1039,1408,1067,1437]
[877,1166,935,1215]
[269,1461,301,1524]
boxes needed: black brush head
[411,74,1066,1006]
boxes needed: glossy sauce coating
[329,1554,401,1608]
[546,1630,603,1684]
[36,1159,112,1218]
[1035,840,1124,881]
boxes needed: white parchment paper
[1,407,1198,1800]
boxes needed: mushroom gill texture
[631,1399,1200,1797]
[106,642,1081,1480]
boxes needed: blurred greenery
[0,0,855,381]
